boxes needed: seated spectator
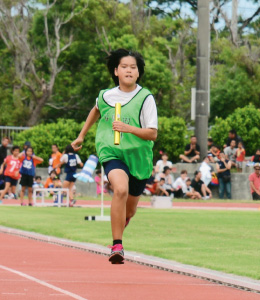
[224,129,243,148]
[180,136,200,163]
[208,144,220,163]
[191,171,212,200]
[236,142,246,172]
[33,176,44,196]
[163,166,175,194]
[44,170,62,195]
[155,152,172,174]
[249,163,260,201]
[224,140,237,167]
[216,152,232,199]
[199,157,214,187]
[183,178,198,199]
[207,138,213,150]
[251,149,260,163]
[95,169,109,196]
[156,178,169,196]
[173,170,188,198]
[144,168,158,195]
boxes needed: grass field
[0,206,259,280]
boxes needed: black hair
[106,48,145,85]
[194,170,201,176]
[96,169,101,175]
[229,129,237,135]
[160,177,165,181]
[163,166,170,173]
[65,144,75,154]
[11,145,20,152]
[181,170,187,174]
[186,178,191,182]
[208,138,213,142]
[50,170,57,176]
[35,176,42,180]
[25,146,33,155]
[52,144,59,149]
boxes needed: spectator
[207,138,213,150]
[180,136,200,163]
[183,178,198,199]
[251,149,260,163]
[199,156,214,187]
[144,168,158,195]
[236,142,246,172]
[224,140,237,167]
[18,146,44,206]
[155,152,172,174]
[163,166,175,195]
[173,170,188,198]
[44,170,59,190]
[0,145,21,203]
[156,178,169,196]
[23,141,31,152]
[216,152,232,199]
[33,176,44,197]
[95,169,109,196]
[49,144,62,176]
[0,137,9,166]
[57,145,83,207]
[249,163,260,201]
[224,129,243,148]
[191,171,212,200]
[208,144,220,163]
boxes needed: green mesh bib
[95,87,154,180]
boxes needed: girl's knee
[114,186,128,199]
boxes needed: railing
[0,126,30,143]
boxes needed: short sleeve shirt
[185,144,200,157]
[4,156,21,179]
[249,172,260,194]
[60,153,82,164]
[155,160,172,173]
[191,179,204,194]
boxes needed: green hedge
[209,104,260,155]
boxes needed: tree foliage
[210,105,260,155]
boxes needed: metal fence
[0,126,30,143]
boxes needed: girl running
[19,146,43,206]
[71,49,158,264]
[57,145,83,206]
[0,146,21,202]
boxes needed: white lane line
[0,265,88,300]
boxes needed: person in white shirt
[199,156,214,187]
[173,170,188,197]
[155,152,172,174]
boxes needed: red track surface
[0,233,259,300]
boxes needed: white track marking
[0,265,88,300]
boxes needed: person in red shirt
[0,146,21,202]
[249,163,260,200]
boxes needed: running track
[0,232,260,300]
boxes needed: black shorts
[20,174,34,188]
[5,176,18,186]
[65,172,76,183]
[103,159,147,197]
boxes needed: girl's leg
[20,186,26,205]
[108,169,129,241]
[28,187,33,205]
[62,180,71,199]
[126,194,140,220]
[68,182,75,201]
[11,185,16,196]
[0,182,11,200]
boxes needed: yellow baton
[114,103,121,145]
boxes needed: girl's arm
[33,155,44,163]
[72,106,100,151]
[112,121,157,141]
[18,152,25,159]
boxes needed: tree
[0,0,87,126]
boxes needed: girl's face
[26,148,33,156]
[12,149,20,157]
[114,56,139,88]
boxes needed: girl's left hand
[113,121,131,133]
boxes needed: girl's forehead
[119,56,137,65]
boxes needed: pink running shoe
[108,244,124,264]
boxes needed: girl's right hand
[71,137,84,151]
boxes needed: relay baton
[114,103,121,145]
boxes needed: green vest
[95,87,154,180]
